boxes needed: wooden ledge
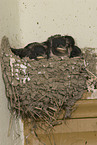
[71,99,97,119]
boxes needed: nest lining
[1,36,97,127]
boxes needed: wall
[0,0,21,48]
[0,0,97,50]
[18,0,97,50]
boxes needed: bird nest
[1,36,97,127]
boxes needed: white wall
[0,0,21,48]
[0,0,97,50]
[18,0,97,50]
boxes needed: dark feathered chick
[10,42,48,60]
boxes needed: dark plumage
[64,35,75,48]
[64,35,75,57]
[70,45,82,58]
[64,35,81,57]
[10,34,82,60]
[11,42,48,60]
[46,34,67,58]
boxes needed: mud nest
[1,36,97,127]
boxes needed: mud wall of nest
[1,36,97,127]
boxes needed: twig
[34,130,46,145]
[44,109,56,121]
[48,107,57,112]
[32,110,42,119]
[34,107,42,110]
[15,88,20,116]
[51,131,56,145]
[25,106,37,120]
[14,106,23,111]
[47,132,53,145]
[35,107,56,121]
[37,124,47,132]
[37,96,45,102]
[84,59,97,79]
[43,116,53,128]
[8,114,14,137]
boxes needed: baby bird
[10,42,48,60]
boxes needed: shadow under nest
[1,36,97,128]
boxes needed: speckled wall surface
[0,0,21,47]
[0,0,97,51]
